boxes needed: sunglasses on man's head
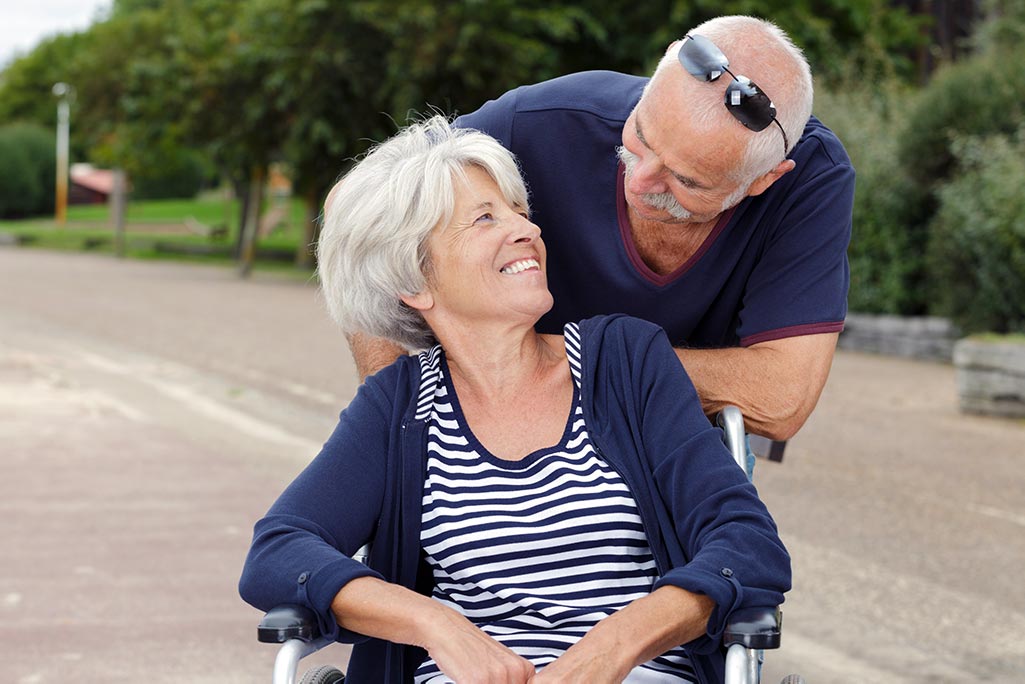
[677,34,789,156]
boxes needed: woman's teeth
[500,259,539,274]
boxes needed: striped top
[414,323,695,683]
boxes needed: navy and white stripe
[413,324,695,683]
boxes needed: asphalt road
[1,247,1023,683]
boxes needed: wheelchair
[255,406,804,684]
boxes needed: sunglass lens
[678,34,729,82]
[724,77,775,132]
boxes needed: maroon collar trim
[616,162,736,287]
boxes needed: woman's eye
[474,212,494,224]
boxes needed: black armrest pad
[258,604,321,644]
[749,435,787,462]
[723,607,782,650]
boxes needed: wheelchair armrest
[723,606,782,650]
[258,604,322,644]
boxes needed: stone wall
[953,338,1025,419]
[838,313,959,362]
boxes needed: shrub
[816,81,931,314]
[897,44,1025,193]
[129,143,213,200]
[926,130,1025,334]
[0,122,56,218]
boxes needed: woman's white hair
[317,115,529,351]
[648,15,814,195]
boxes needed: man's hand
[677,332,839,440]
[347,332,406,382]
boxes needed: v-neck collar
[615,162,737,288]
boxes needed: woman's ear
[401,290,434,312]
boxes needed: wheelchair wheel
[299,665,345,684]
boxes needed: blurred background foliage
[0,122,56,218]
[1,0,1024,332]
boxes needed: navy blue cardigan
[239,315,791,683]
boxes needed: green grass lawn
[971,332,1025,344]
[61,196,241,224]
[0,194,314,270]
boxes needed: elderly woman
[239,116,789,684]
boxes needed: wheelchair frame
[256,406,789,684]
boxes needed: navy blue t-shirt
[456,70,853,348]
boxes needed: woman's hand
[527,641,628,683]
[525,625,631,684]
[529,586,714,683]
[332,576,533,683]
[423,607,536,683]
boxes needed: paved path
[1,248,1023,683]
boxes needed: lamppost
[52,82,72,228]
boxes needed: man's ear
[400,290,434,312]
[747,159,796,198]
[665,39,682,56]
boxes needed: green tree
[0,0,948,274]
[183,0,294,274]
[266,0,611,266]
[231,0,391,267]
[72,5,185,172]
[108,0,286,272]
[566,0,928,84]
[0,33,89,157]
[357,1,607,116]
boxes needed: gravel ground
[1,247,1022,683]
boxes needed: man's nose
[627,155,667,195]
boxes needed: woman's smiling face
[408,164,552,329]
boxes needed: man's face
[619,80,748,226]
[617,145,692,220]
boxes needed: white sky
[1,1,111,69]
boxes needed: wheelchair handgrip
[722,606,782,650]
[258,604,322,644]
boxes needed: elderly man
[349,15,853,441]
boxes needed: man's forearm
[347,332,406,382]
[676,332,838,440]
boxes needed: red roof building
[69,164,114,205]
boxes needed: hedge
[926,130,1025,334]
[0,122,55,219]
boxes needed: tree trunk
[295,188,321,269]
[238,166,266,278]
[233,175,249,259]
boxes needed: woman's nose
[511,214,541,243]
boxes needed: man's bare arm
[347,332,407,382]
[677,332,839,441]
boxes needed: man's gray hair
[649,15,814,192]
[317,115,529,352]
